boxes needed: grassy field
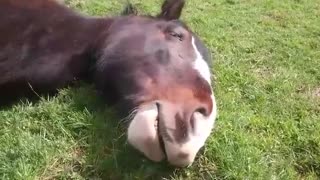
[1,0,320,179]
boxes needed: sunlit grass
[1,0,319,179]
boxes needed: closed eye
[169,31,183,41]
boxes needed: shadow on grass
[61,84,177,179]
[1,83,213,179]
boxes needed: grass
[1,0,320,179]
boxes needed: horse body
[0,0,217,167]
[0,0,111,103]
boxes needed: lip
[156,102,167,160]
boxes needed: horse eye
[169,31,183,41]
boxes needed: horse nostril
[190,106,209,132]
[155,102,161,110]
[195,107,207,116]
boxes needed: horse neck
[86,17,115,54]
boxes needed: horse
[0,0,217,167]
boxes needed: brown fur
[0,0,213,147]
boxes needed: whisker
[118,107,139,127]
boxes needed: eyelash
[169,31,183,41]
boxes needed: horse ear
[121,1,138,16]
[157,0,185,20]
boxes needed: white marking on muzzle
[163,95,217,167]
[161,36,217,167]
[191,37,212,85]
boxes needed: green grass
[1,0,320,179]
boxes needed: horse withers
[0,0,217,167]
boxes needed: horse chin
[127,102,166,162]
